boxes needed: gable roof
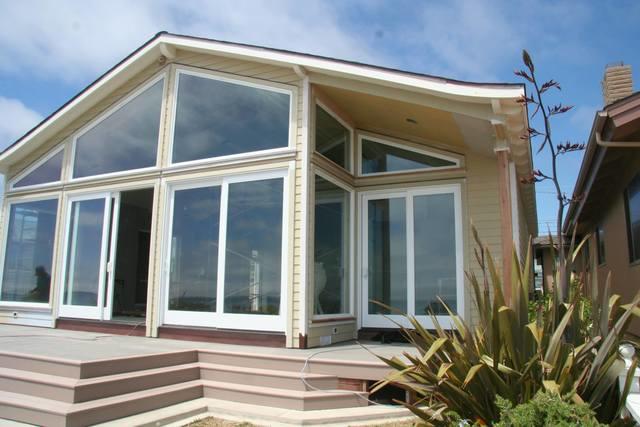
[0,32,527,166]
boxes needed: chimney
[602,63,633,105]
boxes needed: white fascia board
[159,35,525,101]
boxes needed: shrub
[494,391,605,427]
[371,228,640,426]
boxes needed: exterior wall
[0,48,521,348]
[591,191,640,336]
[0,51,305,346]
[581,152,640,337]
[465,152,503,325]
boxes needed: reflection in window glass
[315,106,350,170]
[73,79,163,178]
[224,179,283,315]
[362,139,456,174]
[173,73,290,163]
[64,199,105,307]
[367,198,407,314]
[413,193,456,315]
[1,199,57,303]
[626,175,640,262]
[169,187,221,312]
[14,150,63,188]
[314,176,350,315]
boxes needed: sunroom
[0,33,534,348]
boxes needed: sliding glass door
[58,193,119,320]
[163,170,288,331]
[361,184,463,328]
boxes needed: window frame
[313,100,354,173]
[69,72,168,183]
[8,145,65,192]
[358,183,464,330]
[356,133,461,177]
[624,174,640,264]
[0,193,60,309]
[311,168,355,321]
[160,167,291,332]
[168,66,297,168]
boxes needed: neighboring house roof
[0,31,536,231]
[564,91,640,233]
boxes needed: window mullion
[216,181,229,316]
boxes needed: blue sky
[1,0,639,234]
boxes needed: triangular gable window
[361,138,458,175]
[72,77,164,178]
[12,149,63,189]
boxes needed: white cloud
[0,0,380,83]
[0,96,43,199]
[406,0,524,81]
[0,96,43,151]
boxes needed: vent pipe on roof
[601,63,633,105]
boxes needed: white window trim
[160,168,291,332]
[314,100,354,173]
[311,168,355,321]
[359,183,464,330]
[167,67,297,168]
[357,133,461,177]
[8,145,65,191]
[69,72,168,182]
[0,194,60,309]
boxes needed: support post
[496,148,514,303]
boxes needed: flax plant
[372,227,640,426]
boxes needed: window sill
[165,147,297,174]
[0,302,52,311]
[311,316,356,325]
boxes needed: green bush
[494,391,605,427]
[372,228,640,426]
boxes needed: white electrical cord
[298,340,405,407]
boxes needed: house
[564,63,640,336]
[0,32,536,349]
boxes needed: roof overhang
[0,32,535,231]
[564,92,640,234]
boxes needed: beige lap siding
[464,152,503,327]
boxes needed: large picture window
[625,174,640,262]
[73,77,164,178]
[172,71,291,164]
[164,172,287,330]
[313,175,351,316]
[168,186,221,312]
[0,198,58,304]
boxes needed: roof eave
[0,32,527,172]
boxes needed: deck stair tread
[0,380,202,414]
[201,379,363,399]
[199,362,336,380]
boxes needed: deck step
[0,380,203,427]
[202,379,368,411]
[199,362,338,391]
[0,363,201,403]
